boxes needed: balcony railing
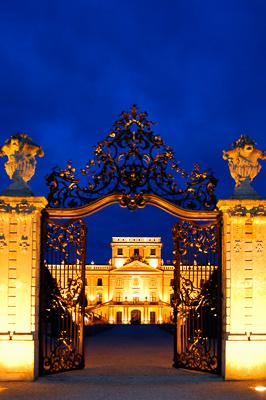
[86,299,171,308]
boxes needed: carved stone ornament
[0,133,44,196]
[233,240,241,253]
[0,200,36,214]
[19,235,30,252]
[223,135,266,199]
[228,204,266,217]
[0,234,7,251]
[256,240,263,253]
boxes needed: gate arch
[40,105,221,375]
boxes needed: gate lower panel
[40,218,86,375]
[172,220,221,374]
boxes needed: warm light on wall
[114,258,125,268]
[225,341,266,380]
[254,386,266,392]
[0,340,35,380]
[0,342,32,369]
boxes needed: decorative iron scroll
[43,337,83,373]
[48,276,84,313]
[46,219,85,262]
[46,105,218,210]
[178,331,218,371]
[40,218,86,375]
[175,220,219,260]
[172,220,221,373]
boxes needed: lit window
[150,292,156,302]
[115,292,122,302]
[132,277,139,288]
[96,293,102,304]
[116,279,123,288]
[150,278,156,288]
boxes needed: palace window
[150,278,156,288]
[115,292,122,302]
[134,248,139,257]
[96,292,103,304]
[132,277,139,288]
[97,278,103,286]
[150,248,156,256]
[150,292,157,302]
[117,248,123,255]
[116,279,124,288]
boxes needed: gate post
[218,199,266,380]
[0,196,47,380]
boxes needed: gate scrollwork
[46,105,218,210]
[40,218,86,375]
[172,219,221,373]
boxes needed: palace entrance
[39,105,221,376]
[131,310,141,324]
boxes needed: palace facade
[85,237,174,324]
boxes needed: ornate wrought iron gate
[40,105,221,376]
[172,219,221,374]
[39,217,86,375]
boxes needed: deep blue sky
[0,0,266,262]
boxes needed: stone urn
[0,133,44,196]
[223,134,266,199]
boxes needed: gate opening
[39,105,221,376]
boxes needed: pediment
[112,260,160,273]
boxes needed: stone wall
[218,199,266,380]
[0,197,47,381]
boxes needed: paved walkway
[0,325,265,400]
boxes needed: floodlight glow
[254,386,266,392]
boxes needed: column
[109,306,114,323]
[0,196,47,381]
[158,306,162,323]
[218,199,266,380]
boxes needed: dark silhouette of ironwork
[172,220,221,373]
[40,106,221,376]
[40,218,86,374]
[46,105,218,210]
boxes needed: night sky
[0,1,266,263]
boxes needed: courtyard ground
[0,325,265,400]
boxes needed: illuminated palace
[85,237,174,324]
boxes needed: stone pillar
[0,196,47,381]
[218,199,266,380]
[109,306,114,324]
[144,301,148,324]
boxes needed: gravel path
[0,325,265,400]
